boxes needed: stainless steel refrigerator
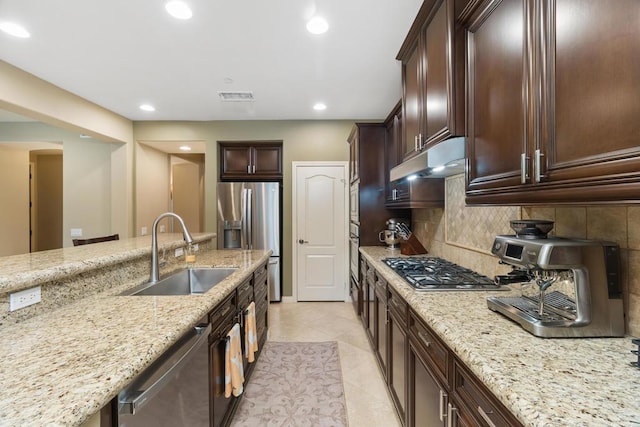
[217,182,281,301]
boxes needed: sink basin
[123,268,237,296]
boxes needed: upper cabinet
[463,0,640,204]
[398,0,465,161]
[219,142,283,181]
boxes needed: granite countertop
[360,246,640,427]
[0,233,217,295]
[0,247,271,427]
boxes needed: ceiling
[0,0,423,122]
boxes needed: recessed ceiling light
[313,103,327,111]
[306,17,329,34]
[179,145,192,151]
[0,22,30,38]
[139,104,155,112]
[165,1,193,20]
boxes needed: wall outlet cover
[10,286,42,311]
[175,247,184,257]
[141,226,148,236]
[159,225,165,233]
[70,228,83,237]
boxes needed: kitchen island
[0,234,271,426]
[361,246,639,427]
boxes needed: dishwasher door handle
[119,323,212,415]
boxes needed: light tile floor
[268,302,402,427]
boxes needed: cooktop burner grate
[384,256,504,291]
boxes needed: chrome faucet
[150,212,194,283]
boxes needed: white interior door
[293,162,348,301]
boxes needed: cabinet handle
[417,330,431,347]
[418,133,423,150]
[439,390,448,422]
[534,149,545,182]
[447,403,458,427]
[414,135,418,152]
[252,164,256,174]
[392,188,398,200]
[247,165,252,174]
[520,153,529,184]
[477,406,497,427]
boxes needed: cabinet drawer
[209,292,236,327]
[453,359,522,427]
[375,276,387,299]
[388,287,407,323]
[237,278,253,308]
[409,310,448,384]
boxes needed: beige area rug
[231,341,348,427]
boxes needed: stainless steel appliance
[378,218,407,249]
[217,182,281,301]
[117,319,212,426]
[487,225,625,338]
[384,257,506,291]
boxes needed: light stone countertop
[360,246,640,427]
[0,233,217,295]
[0,247,271,427]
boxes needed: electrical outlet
[141,226,148,236]
[192,243,199,252]
[175,247,184,257]
[159,225,165,233]
[70,228,83,237]
[9,286,42,311]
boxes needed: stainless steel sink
[122,268,237,296]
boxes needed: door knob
[298,239,309,244]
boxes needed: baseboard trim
[281,296,297,303]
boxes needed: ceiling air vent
[218,91,255,102]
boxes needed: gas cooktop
[384,257,506,291]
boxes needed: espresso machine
[487,220,625,338]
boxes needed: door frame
[291,161,349,303]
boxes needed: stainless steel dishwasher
[117,319,212,427]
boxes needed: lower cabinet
[209,262,270,427]
[409,340,448,426]
[374,275,388,377]
[388,287,407,423]
[360,262,523,427]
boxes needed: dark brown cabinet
[348,123,410,246]
[384,102,447,209]
[374,274,388,378]
[397,0,464,161]
[209,263,269,427]
[464,0,640,204]
[219,142,282,181]
[388,287,408,424]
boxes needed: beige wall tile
[627,207,640,250]
[555,207,587,238]
[586,207,628,248]
[626,292,640,337]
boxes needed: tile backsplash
[412,174,640,337]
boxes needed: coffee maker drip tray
[488,292,580,336]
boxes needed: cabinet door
[409,341,447,427]
[252,145,282,179]
[424,0,463,145]
[465,0,534,196]
[389,307,407,423]
[402,45,423,160]
[538,0,640,200]
[220,145,252,179]
[374,280,388,377]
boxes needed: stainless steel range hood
[390,136,465,181]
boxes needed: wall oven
[349,222,359,281]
